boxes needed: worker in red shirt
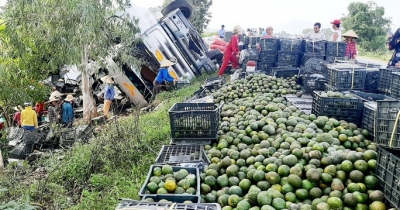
[35,101,45,124]
[343,30,358,60]
[218,25,242,76]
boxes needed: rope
[373,107,377,138]
[351,68,355,89]
[389,110,400,148]
[336,42,339,57]
[312,40,315,54]
[169,203,177,210]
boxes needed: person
[153,60,177,94]
[261,28,267,36]
[330,19,342,42]
[62,94,74,128]
[246,28,253,37]
[303,22,326,41]
[388,27,400,67]
[218,25,225,39]
[13,106,22,127]
[343,30,358,60]
[218,25,242,76]
[50,86,62,99]
[101,75,115,119]
[261,26,274,39]
[35,100,45,124]
[47,96,60,125]
[20,102,38,131]
[259,28,264,35]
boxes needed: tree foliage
[163,0,213,34]
[341,1,391,51]
[1,0,140,122]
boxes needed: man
[20,102,38,131]
[388,27,400,67]
[153,60,177,94]
[218,25,225,39]
[13,106,22,127]
[62,94,74,128]
[330,19,342,42]
[303,22,326,41]
[101,75,115,119]
[50,86,62,99]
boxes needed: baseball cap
[330,20,341,25]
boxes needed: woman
[13,106,22,127]
[218,25,242,76]
[330,19,342,42]
[153,59,177,94]
[343,30,358,60]
[261,26,274,39]
[101,75,115,119]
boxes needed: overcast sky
[132,0,400,33]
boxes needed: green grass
[358,47,392,62]
[0,73,216,209]
[201,31,218,38]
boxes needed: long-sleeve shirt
[218,29,225,38]
[104,84,115,100]
[345,41,357,59]
[62,102,74,124]
[35,102,44,114]
[155,68,175,83]
[47,106,58,124]
[20,106,38,128]
[225,35,239,56]
[13,112,21,126]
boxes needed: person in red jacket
[218,25,242,76]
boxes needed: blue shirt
[104,84,115,100]
[262,31,267,36]
[155,68,175,83]
[62,102,74,123]
[218,29,225,38]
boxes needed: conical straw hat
[342,30,358,38]
[160,59,175,68]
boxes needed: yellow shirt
[20,106,38,128]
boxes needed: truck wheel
[206,49,223,63]
[162,0,193,19]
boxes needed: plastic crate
[248,36,261,46]
[299,53,325,66]
[202,77,225,92]
[326,63,366,91]
[364,68,380,93]
[291,101,312,115]
[276,52,299,67]
[376,147,400,209]
[378,67,400,94]
[325,41,347,57]
[325,56,345,63]
[155,145,210,165]
[279,38,302,52]
[242,48,259,61]
[176,80,191,89]
[303,40,326,55]
[257,62,274,74]
[139,165,200,197]
[375,100,400,149]
[350,91,394,102]
[259,51,277,63]
[116,199,221,210]
[223,32,233,42]
[311,91,363,125]
[301,74,327,93]
[391,72,400,98]
[259,38,279,51]
[142,195,201,204]
[169,103,220,140]
[362,101,377,139]
[271,67,299,78]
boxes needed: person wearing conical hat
[218,25,242,76]
[343,29,359,60]
[47,96,60,125]
[101,75,115,119]
[153,59,177,94]
[62,94,74,128]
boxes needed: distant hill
[275,19,315,35]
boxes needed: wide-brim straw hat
[13,106,20,112]
[160,59,175,68]
[48,96,60,103]
[101,75,114,84]
[343,30,358,39]
[64,94,74,102]
[233,25,242,34]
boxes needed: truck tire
[162,0,193,19]
[206,49,223,63]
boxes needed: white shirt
[303,31,327,41]
[330,29,342,42]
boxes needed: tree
[162,0,213,34]
[1,0,140,123]
[341,1,391,51]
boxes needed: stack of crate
[378,66,400,94]
[241,48,259,71]
[276,38,302,67]
[299,40,326,66]
[257,38,279,74]
[375,99,400,209]
[325,41,347,63]
[325,63,367,91]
